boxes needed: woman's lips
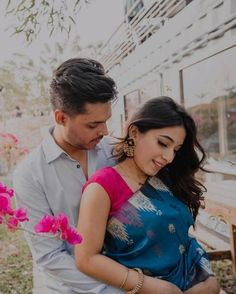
[153,160,164,169]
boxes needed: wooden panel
[207,250,231,260]
[205,198,236,224]
[191,225,230,251]
[203,180,236,277]
[230,224,236,275]
[204,181,236,224]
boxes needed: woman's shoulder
[84,166,135,216]
[88,166,119,181]
[91,166,114,175]
[83,167,120,194]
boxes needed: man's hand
[140,276,183,294]
[184,277,220,294]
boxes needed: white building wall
[104,0,236,135]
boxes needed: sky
[0,0,124,66]
[76,0,124,46]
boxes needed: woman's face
[132,125,186,176]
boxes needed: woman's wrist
[119,268,129,289]
[126,268,144,294]
[121,268,144,293]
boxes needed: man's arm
[184,277,220,294]
[13,163,123,294]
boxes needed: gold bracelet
[119,269,129,289]
[126,268,144,294]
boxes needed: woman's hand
[184,277,220,294]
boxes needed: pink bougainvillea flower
[0,181,82,246]
[0,194,14,215]
[64,227,83,245]
[34,213,82,245]
[0,182,7,193]
[34,215,59,234]
[7,217,19,231]
[57,212,69,231]
[0,133,18,145]
[0,194,10,211]
[0,133,28,174]
[15,207,29,222]
[6,188,14,197]
[56,212,82,244]
[8,133,18,144]
[60,229,68,241]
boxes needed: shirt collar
[42,126,66,164]
[42,126,102,164]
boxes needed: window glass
[139,78,161,104]
[183,47,236,165]
[124,90,140,120]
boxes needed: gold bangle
[119,269,129,289]
[126,268,144,294]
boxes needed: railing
[99,0,193,72]
[100,0,236,96]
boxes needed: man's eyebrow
[86,120,105,124]
[87,116,112,124]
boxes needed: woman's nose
[162,149,175,163]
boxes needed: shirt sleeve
[13,161,123,294]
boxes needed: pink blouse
[82,166,133,216]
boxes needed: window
[139,77,161,104]
[182,46,236,165]
[124,90,140,120]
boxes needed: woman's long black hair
[113,96,207,221]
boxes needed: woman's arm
[75,183,182,294]
[184,276,220,294]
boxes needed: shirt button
[76,164,80,168]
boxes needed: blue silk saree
[103,176,214,291]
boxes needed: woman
[75,96,220,294]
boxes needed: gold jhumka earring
[123,138,135,157]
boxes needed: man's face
[59,102,112,150]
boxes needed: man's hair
[49,58,117,115]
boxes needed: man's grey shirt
[13,127,123,294]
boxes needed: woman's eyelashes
[157,140,168,148]
[158,139,179,154]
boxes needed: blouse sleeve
[82,167,133,216]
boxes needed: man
[13,58,123,293]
